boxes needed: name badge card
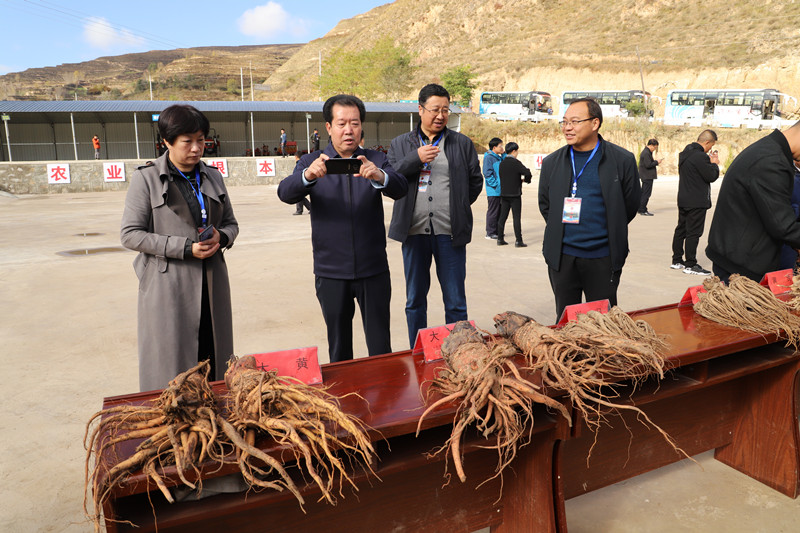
[249,347,322,385]
[418,170,431,192]
[562,197,582,224]
[760,269,793,295]
[556,299,609,326]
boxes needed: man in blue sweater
[277,94,408,362]
[538,97,641,322]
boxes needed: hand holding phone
[198,224,215,242]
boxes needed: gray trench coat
[120,153,238,391]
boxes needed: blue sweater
[562,145,610,258]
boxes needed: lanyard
[176,166,207,227]
[419,132,442,170]
[569,141,600,198]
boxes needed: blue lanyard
[176,166,207,227]
[569,141,600,198]
[419,133,442,170]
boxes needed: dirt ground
[1,175,798,532]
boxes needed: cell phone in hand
[325,158,362,175]
[198,225,215,242]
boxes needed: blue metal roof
[0,100,424,114]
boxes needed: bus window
[703,98,716,118]
[763,100,775,119]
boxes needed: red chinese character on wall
[105,165,123,180]
[259,160,273,174]
[50,166,68,181]
[211,160,226,174]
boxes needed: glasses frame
[420,105,451,116]
[559,117,594,128]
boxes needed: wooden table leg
[714,358,800,498]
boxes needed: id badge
[418,170,431,192]
[562,197,582,224]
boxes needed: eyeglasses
[421,105,450,116]
[559,118,593,128]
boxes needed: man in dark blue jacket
[707,121,800,282]
[277,94,407,362]
[671,130,720,275]
[388,84,483,348]
[539,97,641,322]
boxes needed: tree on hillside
[441,65,476,108]
[318,37,415,101]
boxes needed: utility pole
[249,62,254,101]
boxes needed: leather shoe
[515,241,527,248]
[497,239,509,246]
[640,211,654,216]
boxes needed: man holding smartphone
[671,129,720,275]
[277,94,407,363]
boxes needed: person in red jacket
[92,135,101,159]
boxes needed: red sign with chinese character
[556,299,610,326]
[534,154,545,170]
[679,285,707,307]
[256,157,276,177]
[413,321,476,362]
[103,162,125,182]
[205,159,228,178]
[760,269,793,295]
[249,347,322,385]
[47,163,70,184]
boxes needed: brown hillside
[262,0,800,108]
[0,44,302,101]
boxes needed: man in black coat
[670,130,720,275]
[497,142,532,247]
[388,84,483,348]
[278,94,408,362]
[637,138,662,216]
[539,98,641,322]
[706,121,800,282]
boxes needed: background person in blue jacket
[277,94,408,362]
[539,97,641,322]
[483,137,505,239]
[388,83,483,348]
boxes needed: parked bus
[479,91,555,122]
[560,90,651,119]
[663,89,796,128]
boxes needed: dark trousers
[485,196,501,236]
[498,196,522,242]
[671,207,707,267]
[295,198,311,213]
[315,271,392,363]
[639,179,653,212]
[548,254,620,323]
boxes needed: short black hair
[489,137,503,150]
[323,94,366,123]
[698,129,718,143]
[647,138,659,146]
[569,97,603,128]
[419,84,450,105]
[504,142,519,153]
[158,105,209,144]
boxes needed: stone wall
[0,156,299,195]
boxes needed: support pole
[134,113,141,159]
[250,112,255,157]
[2,117,11,162]
[70,112,78,160]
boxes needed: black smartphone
[325,158,362,175]
[198,225,215,242]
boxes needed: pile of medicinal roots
[85,357,375,532]
[696,274,800,348]
[417,321,570,485]
[420,308,678,484]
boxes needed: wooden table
[99,301,800,533]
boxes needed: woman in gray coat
[121,105,239,391]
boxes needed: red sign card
[760,269,793,295]
[556,299,609,326]
[679,285,707,307]
[249,347,322,385]
[413,321,476,362]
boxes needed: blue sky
[0,0,390,75]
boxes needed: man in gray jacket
[388,83,483,348]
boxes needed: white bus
[663,89,796,128]
[479,91,555,122]
[561,90,651,119]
